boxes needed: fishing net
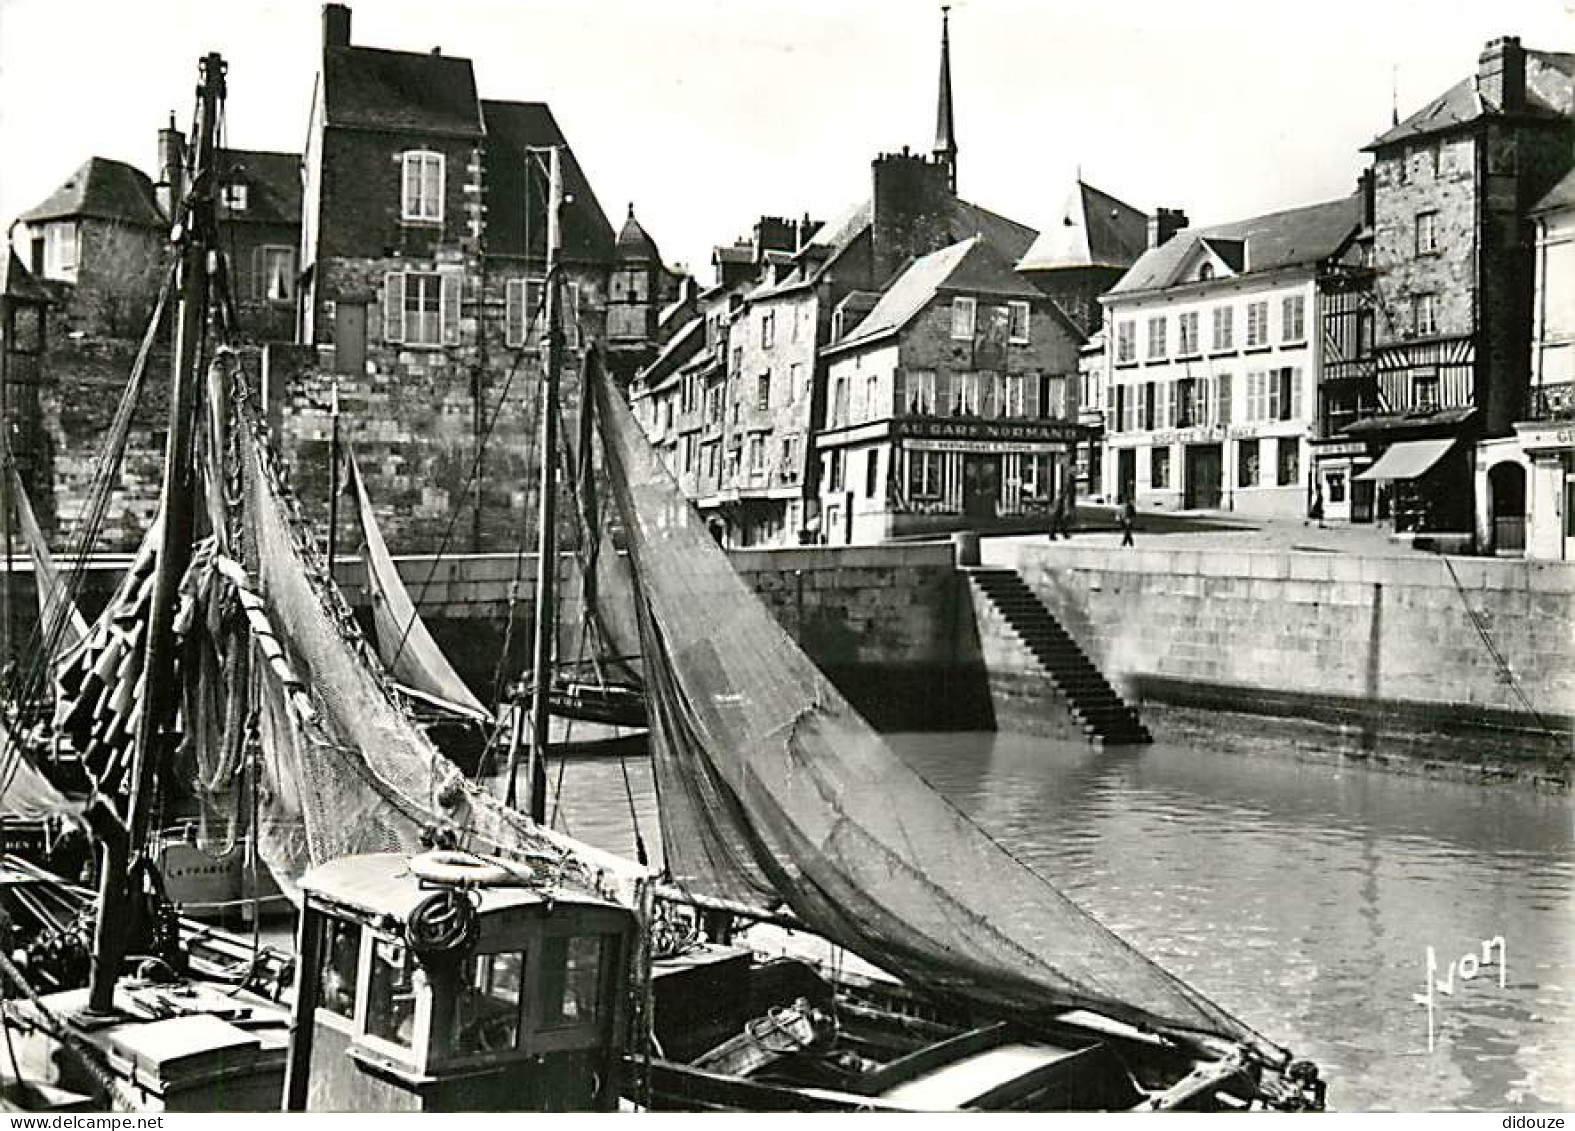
[591,360,1278,1055]
[225,369,642,906]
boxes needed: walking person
[1119,497,1136,548]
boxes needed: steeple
[933,5,957,193]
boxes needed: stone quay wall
[994,541,1573,785]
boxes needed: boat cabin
[285,853,636,1112]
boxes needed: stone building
[1100,196,1364,517]
[12,157,167,339]
[631,10,1050,548]
[1475,167,1575,560]
[292,2,638,551]
[816,236,1085,544]
[1353,37,1573,536]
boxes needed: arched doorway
[1488,461,1527,555]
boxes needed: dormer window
[1198,262,1214,281]
[401,151,445,223]
[221,183,249,212]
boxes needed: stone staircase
[969,567,1153,746]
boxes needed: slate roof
[1108,195,1362,297]
[631,315,705,399]
[480,100,615,265]
[1532,167,1575,215]
[1017,180,1148,272]
[18,158,165,228]
[827,237,1044,355]
[1365,49,1573,150]
[218,149,301,226]
[615,204,661,262]
[0,250,51,303]
[323,45,483,136]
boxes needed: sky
[1,0,1572,280]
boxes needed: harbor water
[541,730,1575,1112]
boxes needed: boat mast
[326,380,341,575]
[507,145,563,823]
[84,52,225,1016]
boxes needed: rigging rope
[1441,555,1556,737]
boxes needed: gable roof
[218,149,301,226]
[18,157,165,228]
[480,100,615,264]
[323,45,483,136]
[1018,180,1148,272]
[1108,195,1361,297]
[1532,166,1575,215]
[1366,49,1574,150]
[827,237,1045,355]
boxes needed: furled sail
[591,360,1278,1054]
[344,447,490,723]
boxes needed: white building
[1475,168,1575,560]
[1099,197,1362,517]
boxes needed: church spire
[933,5,957,193]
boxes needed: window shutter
[570,278,589,344]
[505,278,524,348]
[1292,368,1303,420]
[383,272,405,343]
[433,153,446,223]
[441,271,462,345]
[249,247,265,302]
[1217,375,1232,425]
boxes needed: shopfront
[1309,438,1374,523]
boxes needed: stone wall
[997,541,1573,780]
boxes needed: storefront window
[1278,438,1300,486]
[541,936,605,1027]
[1238,439,1260,488]
[365,936,417,1050]
[1151,447,1170,490]
[318,918,362,1020]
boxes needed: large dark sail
[591,362,1279,1054]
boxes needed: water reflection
[545,730,1575,1111]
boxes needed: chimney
[1358,168,1375,229]
[323,3,351,49]
[1478,36,1525,112]
[1147,207,1188,250]
[752,216,796,260]
[156,113,186,220]
[871,151,954,285]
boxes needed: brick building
[816,236,1085,544]
[291,2,644,552]
[1100,196,1364,518]
[1352,37,1573,536]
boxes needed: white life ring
[409,850,532,887]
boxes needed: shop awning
[1355,438,1455,481]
